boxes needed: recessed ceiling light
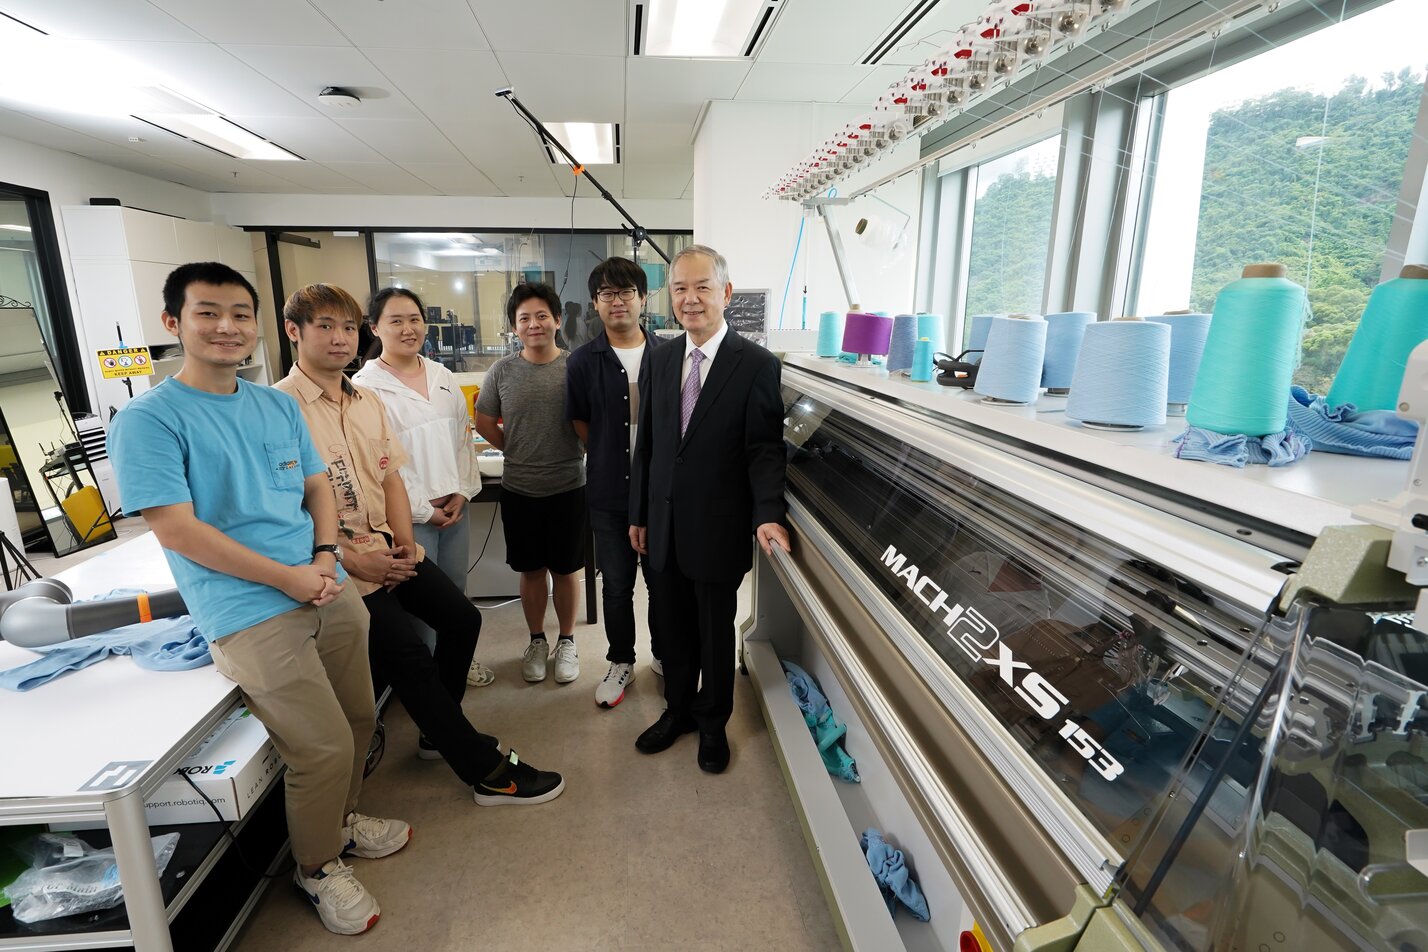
[0,224,32,232]
[544,122,618,165]
[132,113,302,161]
[644,0,768,57]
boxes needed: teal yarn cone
[1327,265,1428,411]
[1065,319,1170,429]
[974,314,1047,404]
[816,311,843,357]
[915,313,945,355]
[1187,264,1306,437]
[910,338,935,382]
[887,314,918,372]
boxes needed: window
[1131,0,1428,393]
[962,135,1061,338]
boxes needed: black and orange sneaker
[473,750,565,806]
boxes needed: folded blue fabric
[783,660,860,784]
[1287,386,1416,459]
[0,589,209,692]
[1174,422,1311,468]
[860,828,931,921]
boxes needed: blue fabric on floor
[860,828,931,921]
[782,660,860,784]
[1287,386,1416,459]
[0,589,208,692]
[1174,422,1311,468]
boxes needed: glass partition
[371,230,692,373]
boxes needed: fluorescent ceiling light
[430,249,479,257]
[544,122,617,165]
[645,0,765,57]
[132,113,301,161]
[0,224,32,233]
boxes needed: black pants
[589,506,661,665]
[364,558,501,786]
[649,563,739,732]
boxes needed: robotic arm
[0,579,188,650]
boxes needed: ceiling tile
[310,0,490,50]
[224,115,386,163]
[250,162,367,193]
[755,0,908,65]
[622,163,693,199]
[402,163,502,195]
[495,52,624,123]
[840,65,911,104]
[0,0,202,41]
[148,0,350,46]
[736,62,874,103]
[322,162,441,194]
[100,41,321,119]
[472,0,626,56]
[625,58,751,125]
[333,118,466,163]
[474,163,567,197]
[217,45,423,119]
[364,49,510,130]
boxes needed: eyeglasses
[595,288,640,303]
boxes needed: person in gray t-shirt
[475,283,587,687]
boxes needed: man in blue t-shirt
[107,262,408,937]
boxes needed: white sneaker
[650,657,664,678]
[340,811,411,859]
[522,638,549,682]
[294,858,380,935]
[595,662,635,708]
[553,638,580,684]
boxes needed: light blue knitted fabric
[1287,386,1416,459]
[782,660,860,784]
[1174,422,1311,468]
[860,828,931,921]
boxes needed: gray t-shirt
[477,350,585,497]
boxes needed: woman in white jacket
[354,287,493,687]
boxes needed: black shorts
[501,485,587,575]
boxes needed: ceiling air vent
[861,0,942,66]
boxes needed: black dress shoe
[636,711,697,754]
[697,729,730,774]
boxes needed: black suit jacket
[630,327,786,583]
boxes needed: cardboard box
[56,707,281,830]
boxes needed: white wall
[210,193,692,231]
[0,133,213,415]
[693,101,922,333]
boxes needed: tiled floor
[220,570,842,951]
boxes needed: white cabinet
[62,206,268,416]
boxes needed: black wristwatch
[312,544,342,562]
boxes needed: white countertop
[0,532,238,801]
[784,354,1406,542]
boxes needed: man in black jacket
[567,256,664,709]
[629,244,790,773]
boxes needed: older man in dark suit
[629,244,790,773]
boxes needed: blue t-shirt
[107,377,336,641]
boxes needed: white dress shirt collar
[684,320,729,365]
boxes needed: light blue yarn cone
[816,311,843,357]
[910,338,935,382]
[966,314,996,364]
[974,315,1047,404]
[916,313,945,355]
[1147,312,1212,410]
[1066,320,1171,428]
[887,314,918,372]
[1041,311,1096,391]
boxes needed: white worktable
[0,531,240,952]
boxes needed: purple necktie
[680,347,705,437]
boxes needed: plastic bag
[4,831,180,923]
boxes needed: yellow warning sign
[97,347,154,379]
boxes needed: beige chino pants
[207,586,373,865]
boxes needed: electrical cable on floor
[467,500,498,575]
[178,770,287,879]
